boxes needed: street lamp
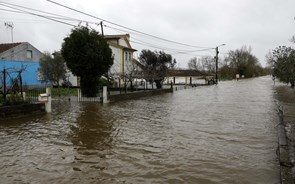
[215,44,226,85]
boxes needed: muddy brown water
[0,77,280,183]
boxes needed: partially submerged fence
[75,84,173,103]
[77,88,102,102]
[0,68,24,102]
[24,88,47,103]
[0,67,48,106]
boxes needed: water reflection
[70,103,114,151]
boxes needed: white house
[64,34,137,87]
[104,34,137,86]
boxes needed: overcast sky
[0,0,294,68]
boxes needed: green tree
[61,26,113,97]
[39,51,66,87]
[139,50,173,89]
[222,46,262,78]
[269,46,295,88]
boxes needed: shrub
[4,94,29,106]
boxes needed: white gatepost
[45,87,52,113]
[78,88,81,102]
[39,88,52,113]
[103,86,109,103]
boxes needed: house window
[125,52,128,61]
[27,50,33,59]
[129,52,132,61]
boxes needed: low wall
[274,85,295,184]
[0,103,45,119]
[109,88,173,103]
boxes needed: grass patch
[51,87,78,97]
[24,88,78,97]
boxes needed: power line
[0,2,100,26]
[105,24,214,58]
[0,8,101,28]
[169,48,213,55]
[104,24,212,53]
[0,3,76,27]
[0,1,75,21]
[46,0,212,49]
[1,1,215,52]
[0,1,216,60]
[130,40,178,52]
[130,40,212,54]
[0,8,26,14]
[105,24,204,52]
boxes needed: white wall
[119,39,129,48]
[66,70,78,86]
[109,46,121,78]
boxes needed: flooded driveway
[0,77,279,183]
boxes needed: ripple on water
[0,77,280,183]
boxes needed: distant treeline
[187,46,271,80]
[219,46,271,80]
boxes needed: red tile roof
[0,42,24,54]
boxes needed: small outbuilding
[0,42,45,87]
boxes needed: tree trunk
[130,80,133,91]
[291,81,295,88]
[155,80,162,89]
[80,76,99,97]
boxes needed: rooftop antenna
[4,22,14,43]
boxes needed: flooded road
[0,77,279,183]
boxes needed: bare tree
[200,56,215,73]
[188,57,202,71]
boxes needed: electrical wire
[0,3,76,27]
[46,0,213,49]
[0,1,77,21]
[0,1,216,59]
[104,24,212,50]
[0,2,99,25]
[105,24,213,55]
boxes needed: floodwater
[0,77,280,184]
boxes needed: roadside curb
[277,104,294,184]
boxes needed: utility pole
[215,44,226,85]
[215,47,219,85]
[4,22,14,43]
[100,21,104,37]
